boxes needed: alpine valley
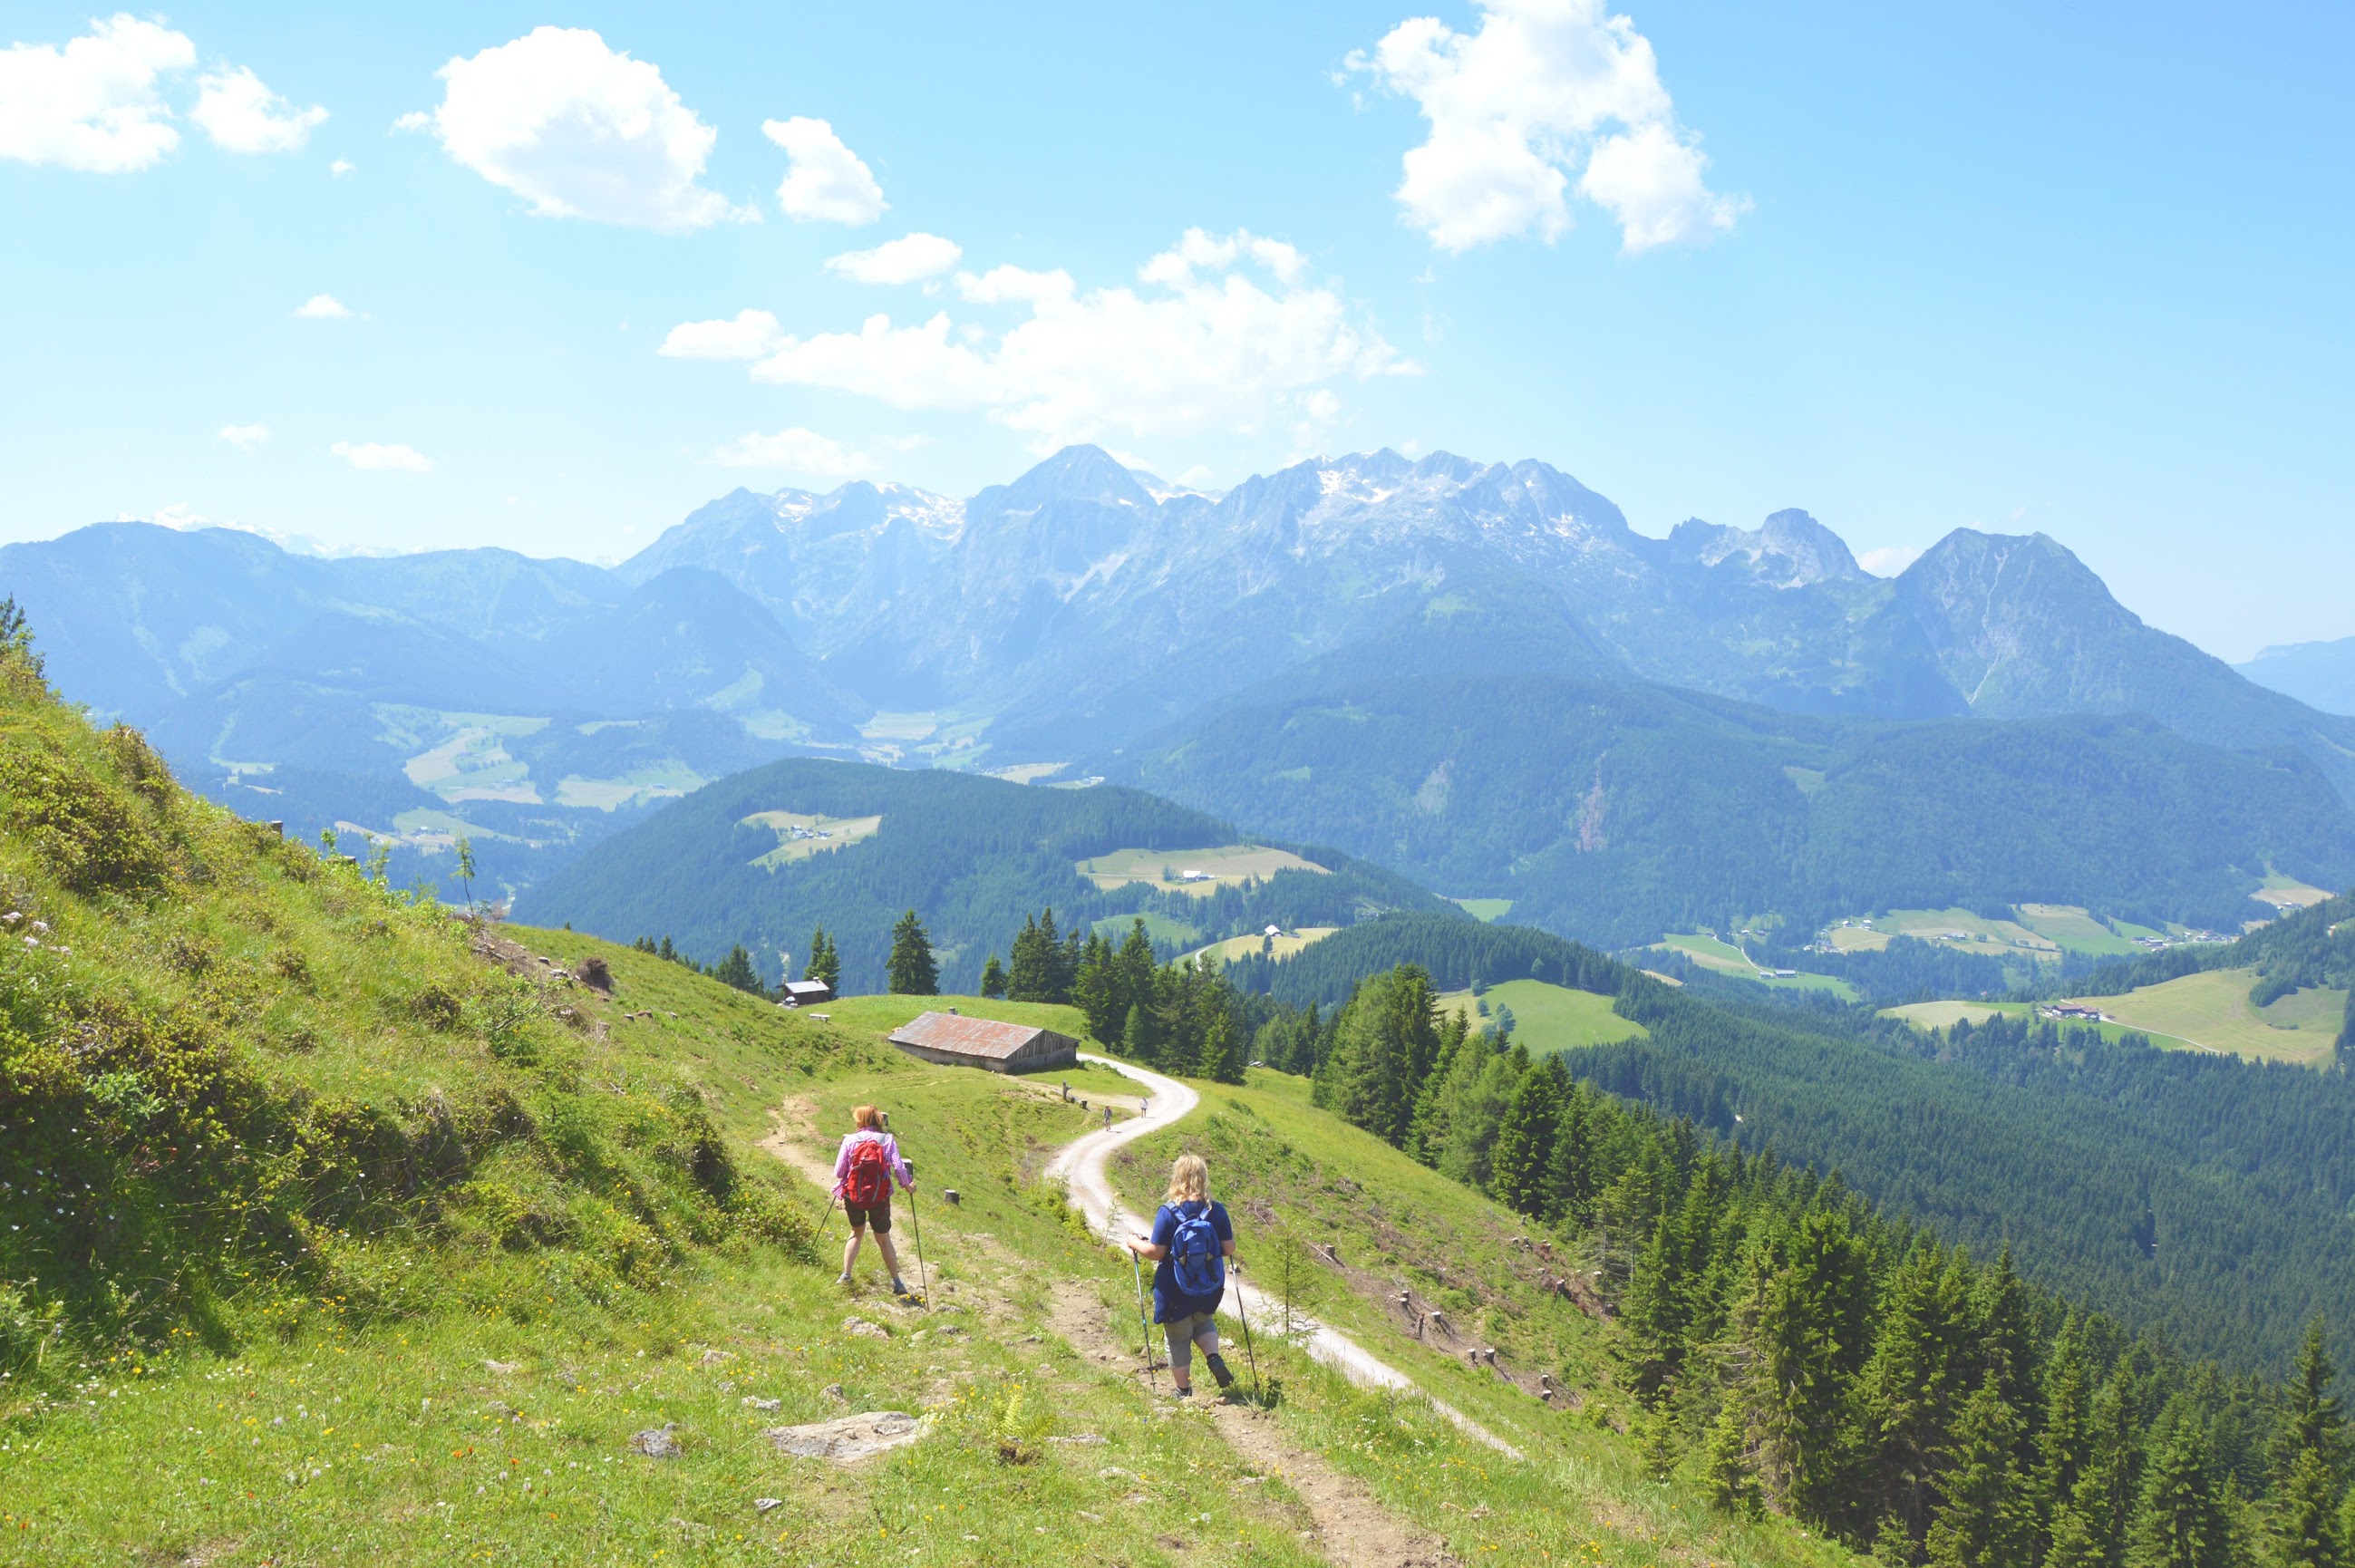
[6,443,2353,963]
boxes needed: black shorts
[845,1198,892,1234]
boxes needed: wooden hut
[887,1011,1079,1074]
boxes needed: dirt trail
[1044,1054,1523,1459]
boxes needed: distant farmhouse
[888,1011,1080,1075]
[780,980,834,1007]
[2040,1003,2108,1022]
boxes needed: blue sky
[1,2,2349,661]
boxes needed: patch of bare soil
[1045,1282,1460,1568]
[761,1095,836,1188]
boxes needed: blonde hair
[1166,1153,1209,1204]
[852,1105,883,1131]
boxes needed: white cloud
[683,228,1410,450]
[764,117,885,225]
[0,15,194,172]
[190,64,325,154]
[294,293,352,319]
[330,159,353,176]
[658,309,783,360]
[712,427,873,478]
[826,232,961,285]
[1857,545,1924,578]
[1352,0,1745,253]
[218,423,271,450]
[414,26,751,231]
[332,440,431,472]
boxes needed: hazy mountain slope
[513,758,1448,990]
[1105,671,2355,945]
[2239,633,2355,716]
[1896,529,2355,794]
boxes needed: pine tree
[2128,1408,2232,1568]
[1007,914,1051,1001]
[1315,965,1439,1147]
[1866,1242,1979,1542]
[1198,1006,1244,1084]
[1705,1398,1764,1518]
[979,954,1007,998]
[887,909,938,995]
[1072,932,1119,1040]
[1924,1383,2032,1568]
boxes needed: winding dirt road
[1044,1053,1522,1458]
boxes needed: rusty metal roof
[889,1011,1062,1060]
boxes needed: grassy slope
[1652,934,1860,1002]
[1110,1070,1852,1568]
[1434,979,1649,1052]
[2061,966,2347,1066]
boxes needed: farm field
[2253,874,2335,912]
[1089,908,1199,948]
[739,808,884,867]
[1186,925,1339,966]
[1652,933,1861,1002]
[1452,897,1514,922]
[2062,967,2349,1066]
[1076,843,1327,896]
[1433,978,1649,1053]
[1884,1000,2019,1030]
[1876,906,2056,957]
[2013,904,2142,957]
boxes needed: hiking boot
[1170,1384,1193,1399]
[890,1277,911,1297]
[835,1273,853,1286]
[1205,1352,1235,1389]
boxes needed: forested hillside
[1108,673,2355,947]
[515,760,1447,991]
[1217,914,2355,1373]
[1240,962,2355,1563]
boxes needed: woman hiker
[834,1105,916,1296]
[1125,1152,1238,1398]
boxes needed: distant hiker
[1125,1153,1237,1397]
[834,1105,916,1296]
[1102,1104,1113,1130]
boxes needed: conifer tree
[979,954,1007,998]
[1866,1242,1979,1541]
[1007,914,1051,1001]
[1491,1054,1559,1217]
[1198,1006,1244,1084]
[2128,1408,2232,1568]
[2268,1321,2350,1568]
[804,927,839,990]
[712,944,762,994]
[1755,1208,1874,1534]
[887,909,938,995]
[1120,1002,1154,1066]
[1924,1382,2032,1568]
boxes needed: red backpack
[843,1137,893,1206]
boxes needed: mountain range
[5,444,2350,944]
[2239,634,2355,717]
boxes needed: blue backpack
[1168,1202,1226,1299]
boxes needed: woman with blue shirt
[1123,1152,1237,1398]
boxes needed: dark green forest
[1107,673,2355,947]
[513,760,1446,992]
[1215,914,2355,1375]
[1273,963,2355,1563]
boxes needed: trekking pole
[1129,1241,1157,1392]
[818,1190,840,1244]
[1232,1261,1263,1404]
[904,1159,930,1309]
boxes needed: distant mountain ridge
[2239,634,2355,717]
[6,444,2353,924]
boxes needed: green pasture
[1433,978,1648,1053]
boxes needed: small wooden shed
[888,1011,1079,1075]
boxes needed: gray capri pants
[1161,1310,1221,1371]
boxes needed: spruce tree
[2128,1408,2232,1568]
[979,954,1007,998]
[805,927,839,990]
[1924,1383,2032,1568]
[1866,1242,1979,1541]
[1120,1002,1154,1066]
[1007,914,1050,1001]
[1491,1057,1559,1217]
[887,909,938,995]
[1198,1006,1244,1084]
[2268,1321,2350,1568]
[712,944,762,994]
[1755,1208,1874,1535]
